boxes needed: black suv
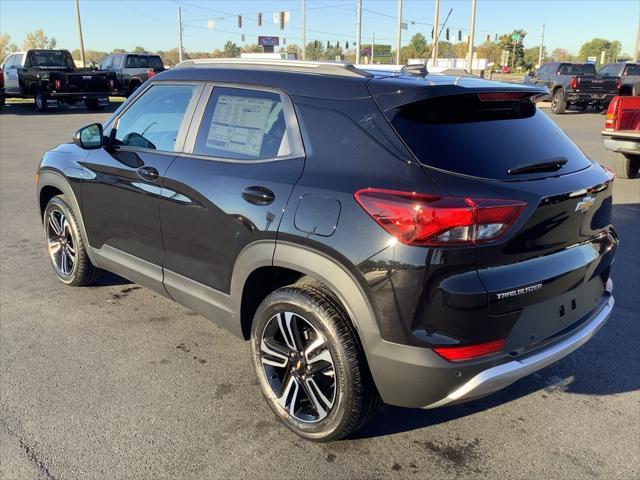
[37,59,617,441]
[99,53,165,97]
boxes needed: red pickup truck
[602,94,640,178]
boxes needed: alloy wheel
[46,209,76,277]
[259,311,336,423]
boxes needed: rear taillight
[148,69,155,77]
[615,78,621,92]
[354,188,526,246]
[605,96,620,131]
[54,79,62,90]
[434,339,505,362]
[569,76,578,89]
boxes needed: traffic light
[238,15,242,28]
[279,11,285,30]
[346,41,349,49]
[336,41,340,49]
[445,28,449,41]
[257,12,262,27]
[327,40,330,49]
[458,30,462,41]
[431,27,434,39]
[486,34,490,42]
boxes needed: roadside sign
[206,20,215,29]
[587,56,597,63]
[361,44,392,58]
[258,36,280,47]
[511,33,521,42]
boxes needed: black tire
[613,153,640,179]
[35,90,49,112]
[84,98,104,111]
[551,88,567,114]
[126,82,141,98]
[43,195,103,286]
[251,285,380,442]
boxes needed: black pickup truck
[98,53,165,97]
[0,49,118,112]
[525,62,617,114]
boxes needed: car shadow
[354,203,639,439]
[1,100,123,116]
[94,271,132,287]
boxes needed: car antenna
[423,8,453,73]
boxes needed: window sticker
[207,95,276,157]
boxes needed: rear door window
[100,56,113,70]
[386,93,591,180]
[114,84,198,152]
[624,64,640,76]
[193,87,293,160]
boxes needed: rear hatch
[576,75,618,96]
[63,70,113,93]
[370,75,616,353]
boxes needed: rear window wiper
[508,158,567,175]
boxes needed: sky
[1,0,638,57]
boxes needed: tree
[305,40,325,61]
[22,30,56,50]
[551,48,574,62]
[498,30,527,69]
[578,38,622,66]
[133,46,147,54]
[452,41,468,58]
[409,33,428,57]
[523,46,547,69]
[242,44,263,53]
[156,48,181,66]
[324,44,343,61]
[112,48,127,54]
[476,41,501,66]
[0,33,18,62]
[223,41,241,58]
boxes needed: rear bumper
[366,279,614,408]
[566,91,615,104]
[47,92,112,99]
[602,133,640,156]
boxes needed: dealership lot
[0,102,638,479]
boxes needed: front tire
[613,153,640,179]
[551,88,567,114]
[251,285,379,442]
[43,195,103,286]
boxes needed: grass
[5,96,126,105]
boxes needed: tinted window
[194,87,289,160]
[125,55,163,69]
[387,94,591,180]
[558,63,596,75]
[27,50,73,69]
[624,64,640,76]
[114,84,197,152]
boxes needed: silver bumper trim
[424,279,614,409]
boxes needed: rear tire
[613,153,640,179]
[35,90,49,112]
[551,88,567,114]
[43,195,104,286]
[250,285,379,442]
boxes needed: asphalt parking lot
[1,101,639,480]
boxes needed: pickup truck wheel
[126,82,141,98]
[613,153,640,179]
[84,99,104,111]
[551,89,567,114]
[44,195,104,286]
[251,285,379,442]
[35,91,49,112]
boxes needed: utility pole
[466,0,477,73]
[178,6,184,63]
[74,0,86,67]
[372,32,375,64]
[355,0,362,64]
[537,24,545,68]
[395,0,403,64]
[635,14,640,61]
[432,0,440,66]
[301,0,306,59]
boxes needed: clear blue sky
[1,0,638,56]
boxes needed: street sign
[511,33,522,42]
[587,56,597,63]
[361,44,392,58]
[258,36,280,47]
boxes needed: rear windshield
[387,94,591,180]
[27,50,75,69]
[624,64,640,76]
[125,55,163,69]
[558,63,596,75]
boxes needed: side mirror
[528,70,536,77]
[73,123,103,149]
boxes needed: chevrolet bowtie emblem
[575,195,595,213]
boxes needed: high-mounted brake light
[354,188,526,246]
[604,97,620,131]
[434,339,505,361]
[478,92,529,102]
[569,76,578,89]
[54,79,62,90]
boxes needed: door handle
[242,186,275,206]
[136,166,159,181]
